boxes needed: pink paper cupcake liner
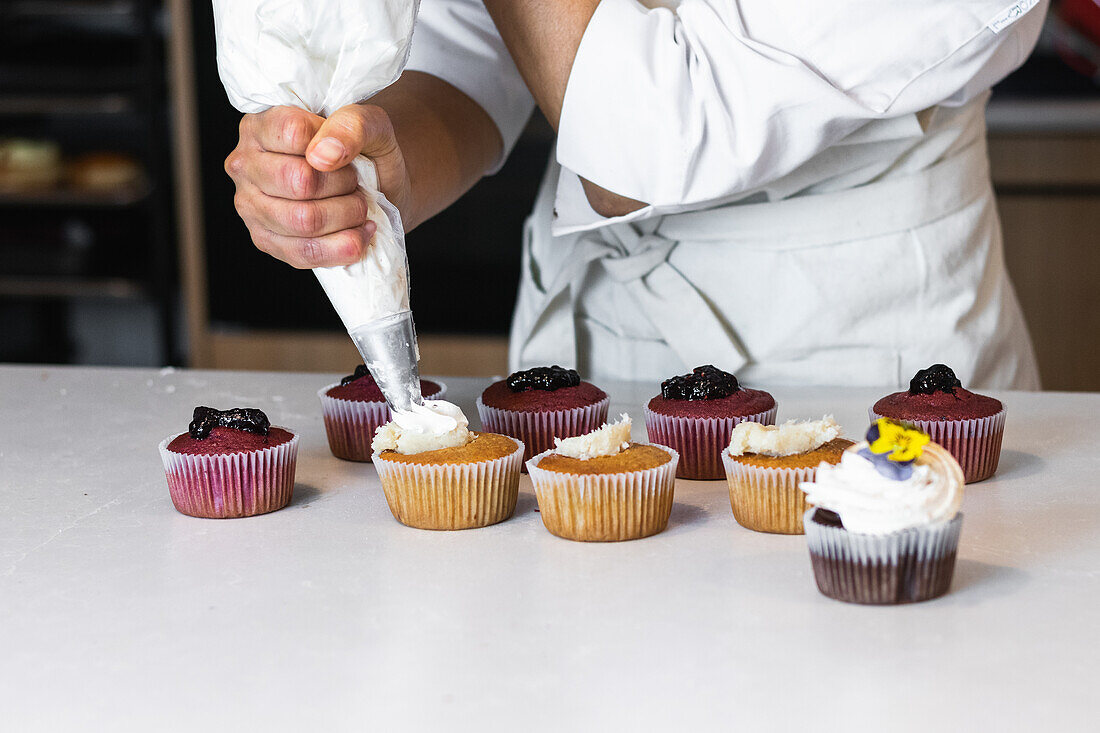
[476,395,610,468]
[721,452,817,534]
[158,430,299,519]
[372,436,524,530]
[644,404,778,480]
[526,444,679,542]
[319,380,446,462]
[804,510,963,605]
[868,407,1005,484]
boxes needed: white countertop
[1,365,1097,732]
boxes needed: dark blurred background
[2,0,1099,387]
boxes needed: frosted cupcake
[801,418,965,605]
[870,364,1004,483]
[372,400,524,530]
[645,365,777,480]
[159,407,298,518]
[527,415,679,542]
[721,417,854,534]
[319,364,445,461]
[477,365,609,465]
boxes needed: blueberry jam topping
[812,508,844,528]
[189,406,270,439]
[660,365,740,400]
[340,364,371,386]
[506,365,581,392]
[908,364,962,395]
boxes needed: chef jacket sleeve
[404,0,536,172]
[557,0,1047,206]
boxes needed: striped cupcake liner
[319,380,446,462]
[158,430,299,519]
[526,445,679,542]
[804,510,963,605]
[868,407,1005,484]
[644,404,778,480]
[476,395,610,468]
[721,451,816,534]
[372,436,524,530]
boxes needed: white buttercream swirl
[554,414,631,460]
[801,443,963,534]
[728,416,840,457]
[371,400,471,455]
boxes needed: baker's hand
[224,104,412,269]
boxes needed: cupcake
[319,364,445,462]
[476,365,609,466]
[372,400,524,530]
[527,415,679,542]
[158,406,299,518]
[721,417,854,534]
[645,365,777,480]
[870,364,1005,483]
[801,418,965,605]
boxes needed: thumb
[305,104,398,173]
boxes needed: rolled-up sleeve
[557,0,1047,206]
[405,0,535,172]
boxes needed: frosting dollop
[554,414,631,460]
[727,416,840,457]
[801,443,963,534]
[371,400,471,455]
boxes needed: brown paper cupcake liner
[476,395,610,468]
[526,445,679,542]
[319,380,446,462]
[804,510,963,605]
[644,404,778,480]
[158,430,299,519]
[868,407,1005,483]
[372,436,524,530]
[721,452,816,534]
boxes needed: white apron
[509,95,1040,390]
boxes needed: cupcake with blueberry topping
[801,418,965,605]
[476,365,609,466]
[870,364,1005,483]
[159,407,299,518]
[645,365,777,480]
[319,364,445,462]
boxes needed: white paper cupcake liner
[803,510,963,604]
[476,395,610,468]
[158,430,299,519]
[319,380,446,462]
[372,435,524,530]
[526,444,679,542]
[644,404,778,480]
[721,450,817,534]
[868,407,1005,484]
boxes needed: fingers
[243,150,359,200]
[306,104,399,172]
[248,106,325,155]
[239,185,370,240]
[238,195,378,269]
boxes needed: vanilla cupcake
[721,417,854,534]
[526,415,679,542]
[801,418,965,605]
[372,400,524,530]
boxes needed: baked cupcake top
[326,364,441,402]
[801,418,964,534]
[726,416,854,469]
[873,364,1002,421]
[647,364,774,418]
[167,406,293,456]
[534,415,672,474]
[376,432,518,465]
[481,365,606,412]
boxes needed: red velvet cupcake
[644,365,777,480]
[870,364,1005,484]
[158,407,298,518]
[476,366,609,465]
[319,364,445,461]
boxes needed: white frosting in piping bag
[728,416,840,457]
[554,414,632,460]
[372,400,471,455]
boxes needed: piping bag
[212,0,426,413]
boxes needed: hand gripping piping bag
[212,0,425,411]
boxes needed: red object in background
[1055,0,1100,79]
